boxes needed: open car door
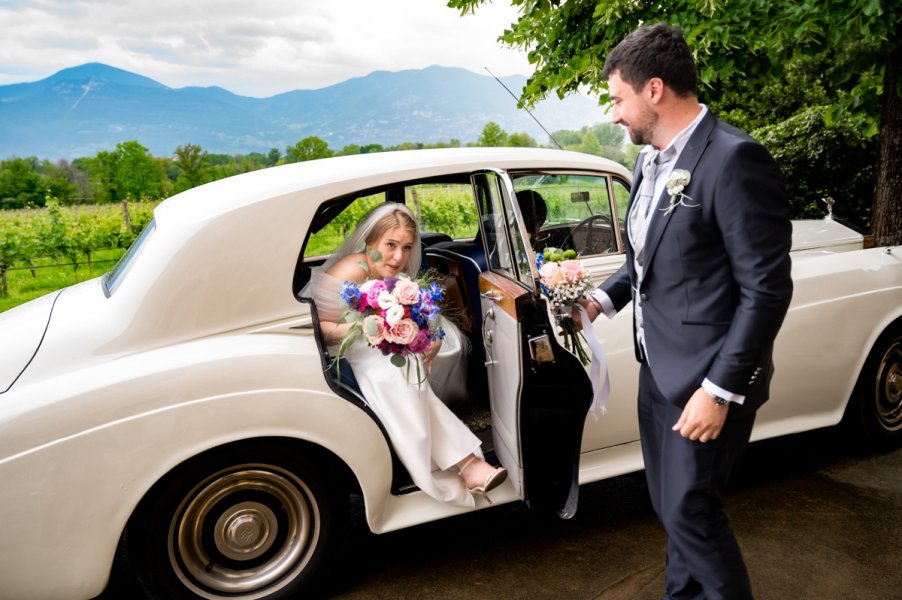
[472,170,594,518]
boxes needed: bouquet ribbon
[577,304,610,419]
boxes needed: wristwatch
[703,388,730,406]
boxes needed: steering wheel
[571,215,613,255]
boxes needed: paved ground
[100,426,902,599]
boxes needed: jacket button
[640,293,648,301]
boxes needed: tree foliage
[449,0,901,244]
[173,144,211,193]
[475,121,509,146]
[286,136,334,163]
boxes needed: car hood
[0,290,61,393]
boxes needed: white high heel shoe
[459,456,507,502]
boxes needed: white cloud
[0,0,531,96]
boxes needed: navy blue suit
[601,112,793,599]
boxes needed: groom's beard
[626,105,658,146]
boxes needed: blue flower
[339,281,361,307]
[428,282,444,303]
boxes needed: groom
[581,24,793,599]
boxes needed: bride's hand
[422,339,442,372]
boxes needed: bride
[304,202,506,507]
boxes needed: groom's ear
[646,77,664,103]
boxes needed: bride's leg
[426,391,482,470]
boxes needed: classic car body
[0,147,899,599]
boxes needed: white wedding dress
[308,268,482,507]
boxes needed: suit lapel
[641,112,717,273]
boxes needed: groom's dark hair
[602,23,698,98]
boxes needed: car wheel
[855,323,902,448]
[129,442,349,599]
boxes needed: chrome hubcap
[875,339,902,432]
[214,501,278,561]
[169,466,319,598]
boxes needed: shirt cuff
[590,289,619,320]
[702,378,745,405]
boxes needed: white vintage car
[0,148,899,600]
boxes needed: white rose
[377,290,397,310]
[384,303,405,327]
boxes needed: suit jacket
[601,111,793,412]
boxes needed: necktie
[630,151,659,266]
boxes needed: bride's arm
[320,320,354,345]
[318,254,367,345]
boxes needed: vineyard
[0,199,157,310]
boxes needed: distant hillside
[0,63,609,160]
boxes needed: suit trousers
[638,363,755,600]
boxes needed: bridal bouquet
[536,248,595,365]
[336,274,446,377]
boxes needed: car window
[304,193,385,258]
[472,171,516,278]
[405,183,478,240]
[613,177,630,253]
[104,218,156,296]
[304,182,480,261]
[513,173,618,257]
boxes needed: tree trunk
[872,33,902,247]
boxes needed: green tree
[449,0,901,245]
[475,121,509,147]
[82,151,117,203]
[286,136,334,163]
[508,132,538,147]
[114,140,163,200]
[0,157,41,208]
[172,143,210,193]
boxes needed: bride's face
[369,225,416,278]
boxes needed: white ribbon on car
[578,304,610,419]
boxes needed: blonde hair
[364,205,419,247]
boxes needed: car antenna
[485,67,563,150]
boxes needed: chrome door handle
[482,306,497,366]
[480,290,502,303]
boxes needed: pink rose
[364,280,387,307]
[408,328,432,354]
[393,279,421,305]
[539,262,564,286]
[560,260,584,283]
[387,319,419,345]
[363,315,386,345]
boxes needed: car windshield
[104,219,156,296]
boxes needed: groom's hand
[672,388,729,442]
[569,298,601,333]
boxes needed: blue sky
[0,0,532,97]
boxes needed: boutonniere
[661,169,699,214]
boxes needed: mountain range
[0,63,609,160]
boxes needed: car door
[472,169,594,518]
